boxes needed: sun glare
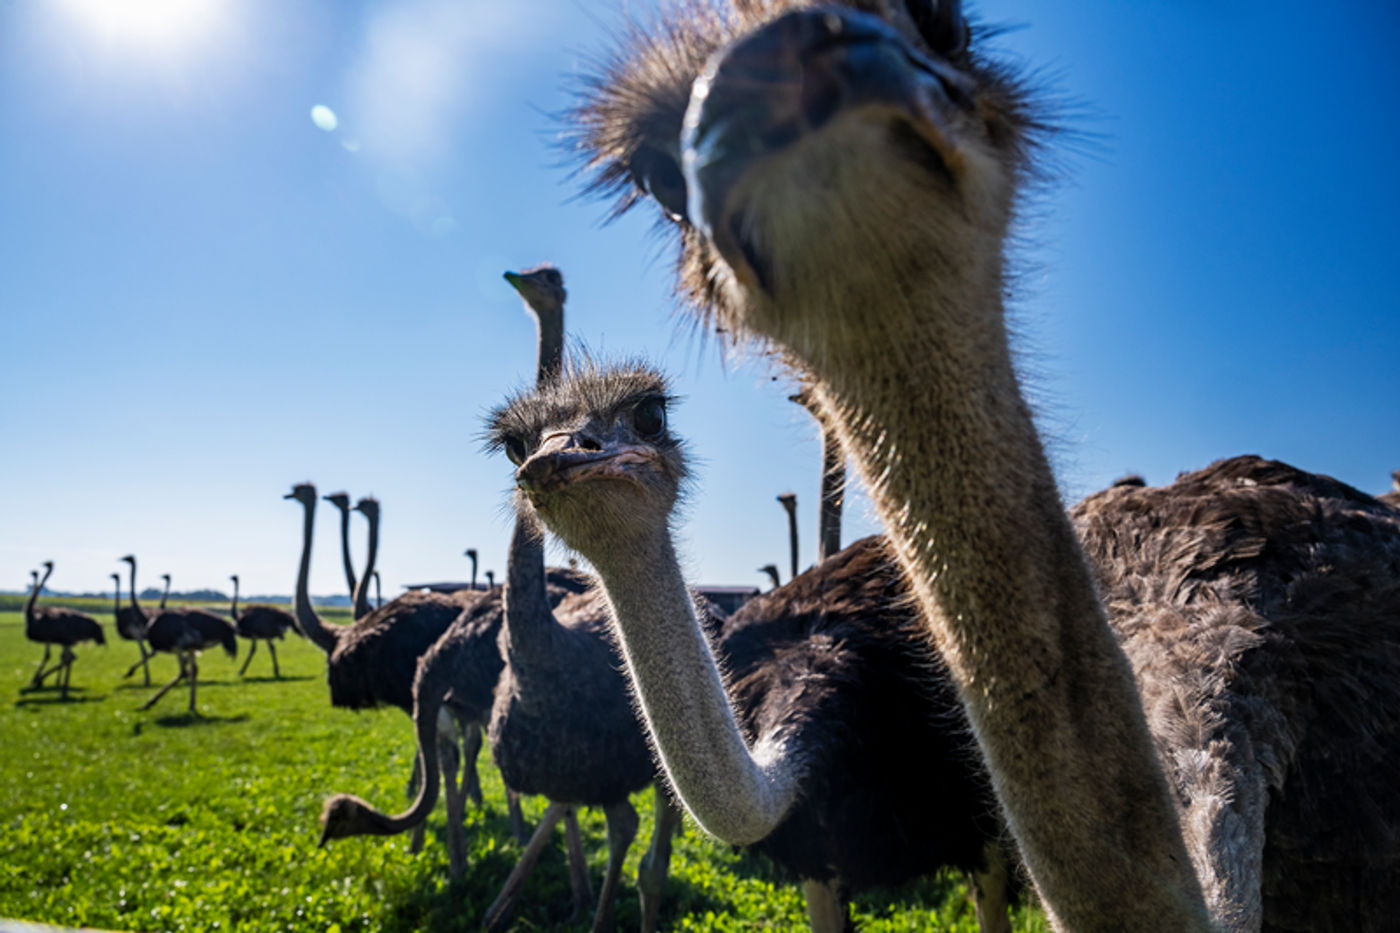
[59,0,225,50]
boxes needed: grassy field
[0,607,1048,932]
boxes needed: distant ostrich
[485,570,496,589]
[24,562,104,700]
[495,360,1015,931]
[465,548,479,590]
[121,571,171,680]
[110,571,152,685]
[229,575,297,678]
[757,564,781,590]
[573,3,1400,929]
[123,559,237,713]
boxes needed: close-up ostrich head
[572,0,1039,366]
[485,360,686,552]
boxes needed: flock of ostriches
[15,3,1400,932]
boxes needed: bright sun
[58,0,226,49]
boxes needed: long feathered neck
[159,577,170,610]
[501,516,558,668]
[533,308,564,386]
[335,504,357,601]
[584,523,799,845]
[293,496,341,655]
[785,269,1210,928]
[111,577,121,620]
[127,561,145,624]
[230,578,240,621]
[352,510,378,620]
[25,565,52,635]
[816,423,843,562]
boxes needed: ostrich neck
[230,579,239,621]
[501,517,561,670]
[817,426,843,562]
[293,498,341,655]
[353,511,379,620]
[160,578,170,610]
[111,579,121,619]
[534,309,563,386]
[127,562,144,622]
[799,281,1210,929]
[586,527,799,846]
[335,506,357,600]
[25,565,52,635]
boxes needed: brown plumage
[1072,455,1400,930]
[25,562,104,700]
[122,557,237,714]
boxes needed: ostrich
[321,266,667,927]
[465,548,479,590]
[485,570,496,589]
[110,571,152,685]
[493,360,1016,932]
[24,562,104,700]
[572,3,1400,930]
[229,575,297,678]
[121,571,171,680]
[758,564,781,590]
[120,558,236,712]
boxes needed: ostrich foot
[481,801,568,932]
[802,879,854,933]
[590,800,639,933]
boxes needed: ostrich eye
[629,146,688,222]
[632,398,667,440]
[504,436,528,465]
[905,0,969,56]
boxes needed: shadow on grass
[14,689,106,708]
[148,711,252,729]
[239,674,315,684]
[363,804,736,933]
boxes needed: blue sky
[3,0,1397,601]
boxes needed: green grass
[0,608,1048,932]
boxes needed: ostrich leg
[482,802,571,932]
[29,645,54,688]
[141,654,188,710]
[267,640,281,679]
[564,810,595,920]
[238,641,258,676]
[801,880,853,933]
[637,784,683,933]
[591,800,640,933]
[187,654,200,713]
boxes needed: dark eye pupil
[634,400,666,439]
[631,146,688,222]
[506,437,527,464]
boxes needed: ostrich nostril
[578,436,602,452]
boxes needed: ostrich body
[572,2,1400,929]
[124,559,237,713]
[110,572,152,685]
[24,562,104,699]
[229,575,297,678]
[495,361,1014,932]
